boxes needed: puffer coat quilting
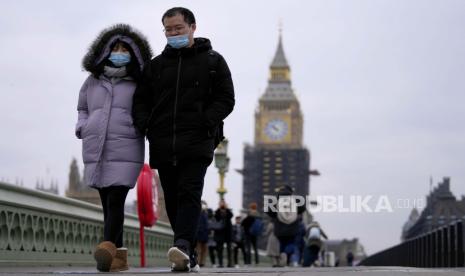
[76,24,153,188]
[76,76,144,188]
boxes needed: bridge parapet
[360,218,465,267]
[0,182,173,266]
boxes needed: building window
[275,169,282,174]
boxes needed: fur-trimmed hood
[82,24,153,73]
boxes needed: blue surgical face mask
[167,34,190,49]
[108,52,131,67]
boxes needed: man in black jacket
[132,7,235,272]
[214,200,234,268]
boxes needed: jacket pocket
[176,112,204,131]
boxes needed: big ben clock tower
[241,31,311,212]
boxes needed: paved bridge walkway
[1,266,465,276]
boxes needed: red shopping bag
[137,163,160,266]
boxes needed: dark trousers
[208,245,217,265]
[157,161,209,252]
[278,236,298,265]
[245,234,259,264]
[216,240,232,267]
[97,186,130,248]
[303,245,320,267]
[233,241,247,265]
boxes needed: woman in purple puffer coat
[75,24,152,272]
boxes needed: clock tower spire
[242,28,311,215]
[254,30,303,148]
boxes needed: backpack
[308,226,321,240]
[249,217,264,237]
[276,196,299,224]
[209,218,225,231]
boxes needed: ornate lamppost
[214,139,230,201]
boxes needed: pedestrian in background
[195,201,209,267]
[241,202,263,265]
[346,251,354,266]
[302,221,328,267]
[207,208,218,267]
[266,185,306,267]
[214,200,233,267]
[232,216,246,267]
[265,222,280,267]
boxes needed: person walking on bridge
[76,24,152,272]
[132,7,235,272]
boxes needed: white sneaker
[167,247,189,272]
[190,264,200,273]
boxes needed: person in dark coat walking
[241,202,261,265]
[206,208,218,267]
[76,24,152,272]
[266,185,306,267]
[346,251,354,266]
[132,7,235,272]
[302,221,328,267]
[214,200,234,268]
[232,216,247,267]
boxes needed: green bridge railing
[0,181,173,267]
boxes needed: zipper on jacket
[172,54,182,166]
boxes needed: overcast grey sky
[1,0,465,255]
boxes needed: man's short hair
[162,7,196,25]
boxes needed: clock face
[264,119,288,141]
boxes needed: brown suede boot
[110,248,129,272]
[94,241,117,272]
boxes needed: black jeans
[233,241,247,265]
[97,186,130,248]
[208,245,217,265]
[157,161,209,252]
[244,234,259,264]
[302,245,320,267]
[216,240,232,267]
